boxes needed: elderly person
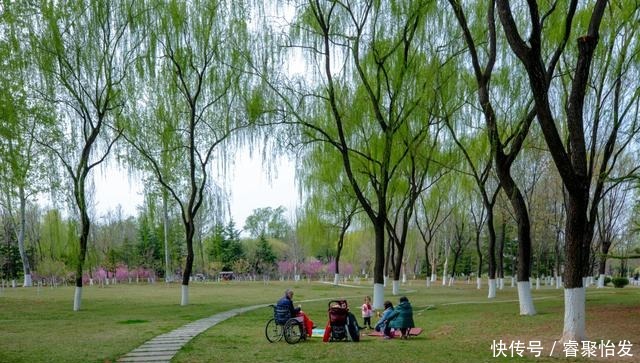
[276,288,300,318]
[276,288,314,337]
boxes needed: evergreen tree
[253,233,276,275]
[136,216,162,275]
[208,221,244,271]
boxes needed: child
[361,296,373,329]
[374,300,396,339]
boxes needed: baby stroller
[326,300,359,342]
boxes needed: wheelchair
[265,304,307,344]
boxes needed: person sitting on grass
[389,296,415,339]
[374,300,395,339]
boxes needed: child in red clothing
[297,307,315,337]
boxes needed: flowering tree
[301,259,324,280]
[327,258,354,279]
[115,265,129,282]
[277,260,295,279]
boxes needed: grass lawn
[0,280,638,362]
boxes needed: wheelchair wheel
[283,318,304,344]
[265,318,283,342]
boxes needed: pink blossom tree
[302,259,324,280]
[277,260,295,279]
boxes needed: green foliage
[243,206,290,239]
[207,221,244,271]
[0,242,21,280]
[604,276,612,286]
[611,277,629,288]
[136,215,162,274]
[35,257,68,282]
[252,234,277,274]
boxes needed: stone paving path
[117,304,268,363]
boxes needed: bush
[604,276,611,286]
[612,277,629,288]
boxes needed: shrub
[612,277,629,288]
[604,276,611,286]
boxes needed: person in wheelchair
[276,288,314,337]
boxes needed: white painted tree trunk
[383,275,388,287]
[402,272,406,284]
[556,276,562,289]
[536,277,540,289]
[373,283,384,310]
[510,276,515,287]
[73,286,82,311]
[430,273,437,282]
[181,285,189,306]
[442,259,448,286]
[476,277,481,289]
[597,274,605,288]
[562,287,586,342]
[425,278,431,288]
[333,273,340,285]
[23,274,32,288]
[517,281,536,315]
[12,280,16,288]
[488,279,496,298]
[392,280,400,295]
[498,278,504,290]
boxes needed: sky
[93,149,299,230]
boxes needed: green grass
[0,281,638,363]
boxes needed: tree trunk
[497,170,535,314]
[442,242,449,286]
[475,229,483,290]
[74,213,90,311]
[163,193,171,283]
[563,192,589,341]
[497,221,505,289]
[372,221,385,310]
[17,186,32,287]
[334,225,347,285]
[555,227,562,289]
[181,218,195,306]
[597,240,611,288]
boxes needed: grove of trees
[1,0,639,343]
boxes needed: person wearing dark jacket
[276,288,314,336]
[389,296,415,339]
[276,288,300,319]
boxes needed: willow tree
[298,146,362,285]
[415,185,452,286]
[496,0,640,340]
[0,5,49,288]
[444,104,501,297]
[252,0,445,308]
[447,0,540,315]
[595,183,629,287]
[122,0,249,305]
[385,122,446,294]
[27,0,142,310]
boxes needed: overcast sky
[93,149,299,229]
